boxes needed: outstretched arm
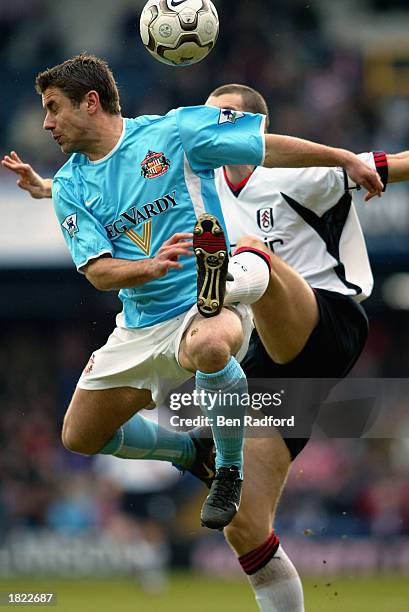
[264,134,383,198]
[1,151,52,199]
[2,143,385,201]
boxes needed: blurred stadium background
[0,0,408,610]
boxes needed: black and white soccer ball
[140,0,219,66]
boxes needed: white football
[140,0,219,66]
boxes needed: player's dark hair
[209,84,270,130]
[35,53,121,115]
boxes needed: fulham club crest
[257,207,274,232]
[141,150,170,179]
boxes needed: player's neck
[85,116,124,161]
[224,164,255,187]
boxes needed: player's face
[205,93,246,114]
[42,87,92,155]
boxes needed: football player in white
[205,83,409,611]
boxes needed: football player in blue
[2,54,383,531]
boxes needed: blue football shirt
[52,105,265,328]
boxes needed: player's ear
[85,90,100,114]
[264,117,269,134]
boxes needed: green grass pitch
[1,574,408,611]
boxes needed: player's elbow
[85,271,113,291]
[83,258,115,291]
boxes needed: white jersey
[217,152,388,302]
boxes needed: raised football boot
[173,427,215,488]
[193,214,228,318]
[200,465,243,530]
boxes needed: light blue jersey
[52,105,265,328]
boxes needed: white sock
[248,545,305,612]
[225,249,271,305]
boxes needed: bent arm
[83,232,193,291]
[83,255,158,291]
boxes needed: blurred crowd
[2,0,409,171]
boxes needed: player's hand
[151,232,193,277]
[364,189,382,202]
[1,151,52,199]
[344,154,383,198]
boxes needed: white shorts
[78,304,253,406]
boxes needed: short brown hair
[35,53,121,115]
[209,84,269,129]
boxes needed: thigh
[234,238,319,365]
[242,289,369,460]
[224,436,291,556]
[242,289,368,379]
[78,314,196,407]
[63,386,152,454]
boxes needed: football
[140,0,219,66]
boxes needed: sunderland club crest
[257,207,274,232]
[141,150,170,179]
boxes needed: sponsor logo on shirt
[104,190,177,256]
[62,213,79,238]
[141,150,171,179]
[218,109,245,125]
[125,220,152,256]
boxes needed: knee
[224,516,251,553]
[235,235,266,252]
[225,512,271,556]
[189,323,243,372]
[191,337,233,372]
[61,417,98,455]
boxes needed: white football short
[77,304,253,406]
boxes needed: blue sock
[99,413,195,467]
[196,357,247,477]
